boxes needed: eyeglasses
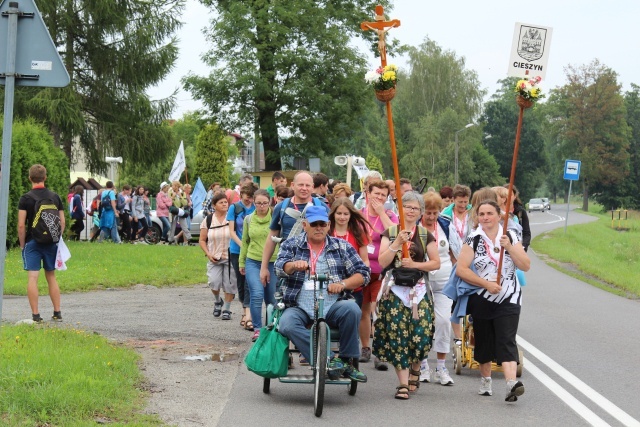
[404,206,421,212]
[255,202,270,206]
[308,221,328,228]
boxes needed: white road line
[518,335,640,427]
[524,359,610,427]
[529,212,565,225]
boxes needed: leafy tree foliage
[197,124,230,188]
[550,60,630,211]
[481,78,548,201]
[0,119,68,247]
[365,153,384,178]
[10,0,184,174]
[184,0,390,170]
[621,84,640,209]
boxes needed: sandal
[395,384,410,400]
[240,314,246,327]
[213,301,223,317]
[244,320,254,331]
[221,310,232,320]
[408,368,421,393]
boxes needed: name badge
[440,240,446,247]
[367,244,375,254]
[304,279,316,291]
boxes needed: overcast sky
[148,0,640,120]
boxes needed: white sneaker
[505,380,524,402]
[479,377,492,396]
[419,359,431,383]
[435,367,454,385]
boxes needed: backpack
[387,224,430,258]
[101,191,113,211]
[115,193,126,212]
[28,190,62,244]
[278,197,326,240]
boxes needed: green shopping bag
[244,308,289,378]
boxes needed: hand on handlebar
[290,260,309,272]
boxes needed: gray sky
[148,0,640,120]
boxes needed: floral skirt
[372,291,434,370]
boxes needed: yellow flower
[382,71,396,81]
[530,88,540,98]
[385,64,398,71]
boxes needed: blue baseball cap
[305,206,329,223]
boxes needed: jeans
[99,223,121,243]
[134,217,148,240]
[278,300,361,363]
[159,216,171,240]
[245,258,277,329]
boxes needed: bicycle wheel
[314,322,327,417]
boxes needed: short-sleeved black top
[18,188,64,243]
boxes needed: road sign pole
[564,180,572,234]
[0,1,20,321]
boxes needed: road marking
[524,359,610,427]
[518,335,640,427]
[530,212,565,225]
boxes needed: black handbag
[391,267,423,287]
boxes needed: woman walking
[200,193,237,320]
[70,185,85,240]
[373,191,440,400]
[157,182,172,243]
[132,186,148,243]
[239,189,277,341]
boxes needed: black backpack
[28,190,62,244]
[101,192,113,211]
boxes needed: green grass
[0,323,162,426]
[532,208,640,297]
[3,241,205,295]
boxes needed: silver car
[145,209,206,244]
[541,198,550,210]
[528,198,546,213]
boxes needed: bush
[0,118,68,247]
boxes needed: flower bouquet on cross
[514,76,544,109]
[365,64,398,102]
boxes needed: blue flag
[191,177,207,216]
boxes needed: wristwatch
[340,281,347,291]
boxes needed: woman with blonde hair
[332,183,353,199]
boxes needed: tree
[0,118,68,247]
[183,0,390,170]
[481,78,548,201]
[552,60,631,211]
[465,142,504,192]
[621,84,640,209]
[196,124,230,188]
[365,153,384,178]
[9,0,184,174]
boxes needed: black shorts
[472,314,520,365]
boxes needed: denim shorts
[22,239,58,271]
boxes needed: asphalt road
[219,206,640,426]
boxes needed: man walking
[17,164,65,322]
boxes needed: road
[219,207,640,426]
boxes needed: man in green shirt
[266,171,287,198]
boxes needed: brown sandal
[395,384,410,400]
[239,314,246,327]
[408,369,421,392]
[244,320,254,331]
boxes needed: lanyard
[364,207,382,237]
[454,213,466,238]
[308,240,326,275]
[483,238,501,266]
[428,223,438,243]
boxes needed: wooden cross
[360,5,400,66]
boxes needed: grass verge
[3,241,204,295]
[532,208,639,298]
[0,323,162,426]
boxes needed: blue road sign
[0,0,70,87]
[564,159,581,181]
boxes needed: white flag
[55,237,71,271]
[168,141,186,182]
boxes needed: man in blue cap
[275,205,371,382]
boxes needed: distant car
[145,209,206,244]
[541,198,550,210]
[528,198,546,213]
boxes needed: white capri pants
[429,279,453,354]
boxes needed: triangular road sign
[0,0,70,87]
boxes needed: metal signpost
[0,0,70,320]
[563,159,581,233]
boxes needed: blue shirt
[270,198,329,241]
[226,202,255,254]
[274,233,371,307]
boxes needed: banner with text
[507,22,553,80]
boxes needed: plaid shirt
[274,233,371,306]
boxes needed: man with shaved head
[384,179,398,213]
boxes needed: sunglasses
[308,221,328,228]
[255,202,270,206]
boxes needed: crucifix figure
[360,5,400,66]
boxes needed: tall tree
[183,0,390,171]
[196,124,231,188]
[9,0,184,173]
[551,60,630,211]
[481,78,548,200]
[622,84,640,209]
